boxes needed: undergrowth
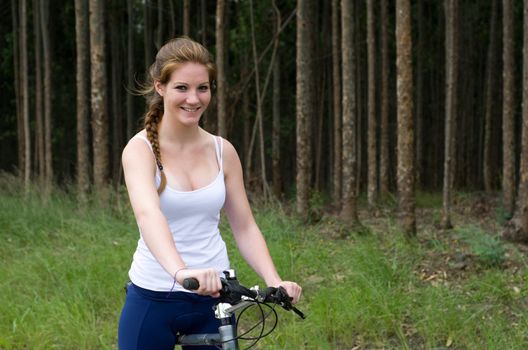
[1,176,527,349]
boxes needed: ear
[154,81,165,97]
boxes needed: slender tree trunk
[89,0,109,192]
[144,1,153,69]
[75,0,91,200]
[340,0,359,223]
[183,0,190,37]
[367,0,377,207]
[20,0,31,190]
[415,0,424,190]
[157,0,163,48]
[484,0,499,192]
[33,0,45,179]
[127,0,135,139]
[40,0,53,189]
[396,0,416,237]
[201,0,207,45]
[168,0,176,37]
[216,0,227,137]
[441,0,458,229]
[11,0,23,175]
[503,0,528,243]
[111,3,123,184]
[332,0,342,209]
[379,0,390,196]
[272,2,282,198]
[502,0,516,216]
[296,0,315,216]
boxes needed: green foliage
[1,181,527,349]
[456,225,506,267]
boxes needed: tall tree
[504,0,528,243]
[33,0,45,179]
[296,0,316,216]
[379,0,390,196]
[11,0,23,175]
[89,0,109,192]
[483,0,499,192]
[332,0,342,208]
[415,0,424,189]
[441,0,459,229]
[144,0,153,69]
[340,0,359,223]
[502,0,516,216]
[40,0,53,189]
[183,0,191,37]
[367,0,377,207]
[110,1,124,183]
[396,0,416,236]
[75,0,91,199]
[20,0,31,189]
[272,1,282,198]
[216,0,227,137]
[126,0,135,139]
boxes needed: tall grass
[1,177,527,349]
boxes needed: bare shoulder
[220,138,241,166]
[122,132,155,169]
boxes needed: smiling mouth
[182,107,200,112]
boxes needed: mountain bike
[175,269,305,350]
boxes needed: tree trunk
[126,0,135,139]
[201,0,207,45]
[483,0,499,192]
[216,0,227,137]
[503,0,528,243]
[331,0,342,209]
[502,0,516,216]
[110,2,123,184]
[156,0,163,48]
[144,0,153,69]
[33,0,45,179]
[11,0,23,176]
[183,0,190,37]
[296,0,315,216]
[396,0,416,237]
[415,0,424,190]
[441,0,458,229]
[379,0,390,196]
[40,0,53,189]
[89,0,109,192]
[20,0,31,190]
[340,0,359,223]
[367,0,377,207]
[75,0,91,200]
[272,2,282,198]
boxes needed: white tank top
[128,134,230,292]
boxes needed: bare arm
[222,140,302,303]
[122,137,221,295]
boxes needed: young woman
[118,37,302,350]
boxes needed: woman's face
[156,62,212,126]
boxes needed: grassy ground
[1,175,527,349]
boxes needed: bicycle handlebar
[182,274,305,319]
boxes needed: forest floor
[1,175,527,349]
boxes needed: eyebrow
[173,81,210,85]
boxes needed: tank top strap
[213,135,223,171]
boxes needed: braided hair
[140,37,217,194]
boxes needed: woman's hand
[176,268,222,298]
[276,281,302,304]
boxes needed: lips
[181,106,200,112]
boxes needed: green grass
[1,178,528,349]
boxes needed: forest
[2,0,528,349]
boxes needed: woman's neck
[158,116,203,145]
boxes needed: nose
[186,89,200,104]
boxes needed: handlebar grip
[182,278,200,290]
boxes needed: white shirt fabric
[128,134,230,292]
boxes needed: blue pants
[118,283,221,350]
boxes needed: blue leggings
[118,283,220,350]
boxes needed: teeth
[182,107,199,112]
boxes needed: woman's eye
[198,86,209,92]
[175,85,187,91]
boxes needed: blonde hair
[140,37,216,194]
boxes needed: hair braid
[144,97,167,194]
